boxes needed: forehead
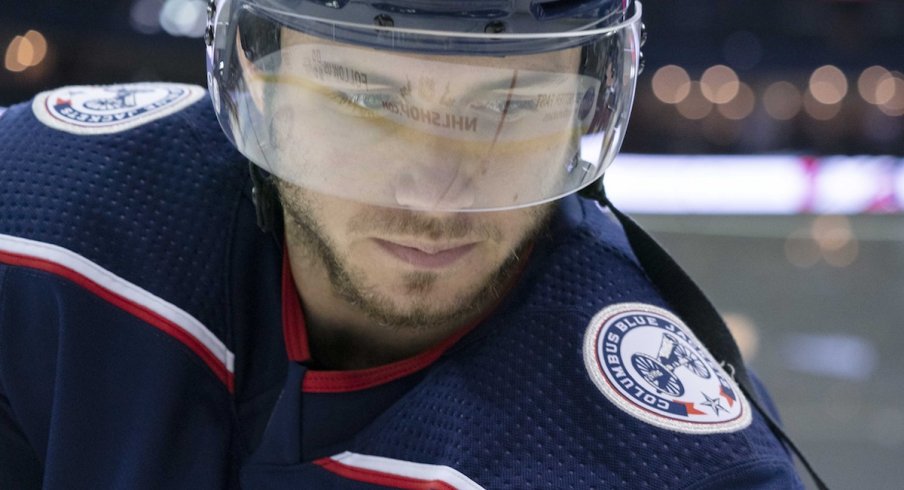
[279,28,582,74]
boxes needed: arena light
[130,0,163,34]
[675,82,713,120]
[3,31,48,73]
[606,154,904,215]
[877,72,904,117]
[651,65,691,104]
[23,31,47,66]
[874,72,896,105]
[781,333,877,380]
[896,163,904,209]
[606,154,809,214]
[4,36,28,72]
[858,65,890,105]
[716,82,755,120]
[763,81,802,120]
[160,0,207,37]
[803,88,841,120]
[808,65,848,105]
[700,65,739,104]
[784,227,821,268]
[811,215,859,268]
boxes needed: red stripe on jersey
[281,247,311,362]
[0,249,235,392]
[315,457,458,490]
[283,244,533,393]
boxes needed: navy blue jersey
[0,84,802,489]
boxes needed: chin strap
[249,162,283,236]
[578,179,829,490]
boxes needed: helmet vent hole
[374,14,395,27]
[531,0,608,20]
[484,21,506,33]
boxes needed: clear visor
[210,3,641,211]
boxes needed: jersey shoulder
[345,197,801,488]
[0,82,254,340]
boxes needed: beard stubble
[280,189,552,331]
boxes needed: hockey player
[0,0,820,488]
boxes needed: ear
[236,32,267,112]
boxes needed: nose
[394,164,477,210]
[393,158,478,210]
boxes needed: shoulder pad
[0,81,247,341]
[31,83,206,135]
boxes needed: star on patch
[700,392,726,416]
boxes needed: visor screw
[374,14,394,27]
[207,0,216,18]
[204,24,214,46]
[640,23,648,47]
[484,21,506,34]
[638,52,646,74]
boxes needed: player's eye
[328,91,395,118]
[469,97,538,120]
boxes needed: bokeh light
[858,65,890,105]
[651,65,691,104]
[130,0,164,34]
[804,88,842,120]
[676,82,713,120]
[876,73,904,117]
[4,30,48,73]
[23,31,47,65]
[4,37,28,72]
[160,0,208,37]
[809,65,848,105]
[700,65,740,104]
[785,216,860,268]
[763,81,803,120]
[785,227,822,268]
[812,215,853,251]
[717,82,755,120]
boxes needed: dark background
[3,0,904,155]
[3,1,903,488]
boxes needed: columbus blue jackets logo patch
[32,83,205,135]
[583,303,751,433]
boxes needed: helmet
[205,0,642,211]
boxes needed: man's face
[254,31,578,329]
[279,184,553,329]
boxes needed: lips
[374,239,477,269]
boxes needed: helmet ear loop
[249,162,283,234]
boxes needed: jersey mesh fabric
[344,199,794,489]
[0,96,246,337]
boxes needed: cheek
[487,210,542,247]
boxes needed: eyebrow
[283,58,570,95]
[474,70,571,94]
[278,56,395,88]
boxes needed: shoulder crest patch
[583,303,751,434]
[32,83,206,135]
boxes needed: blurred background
[2,0,902,487]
